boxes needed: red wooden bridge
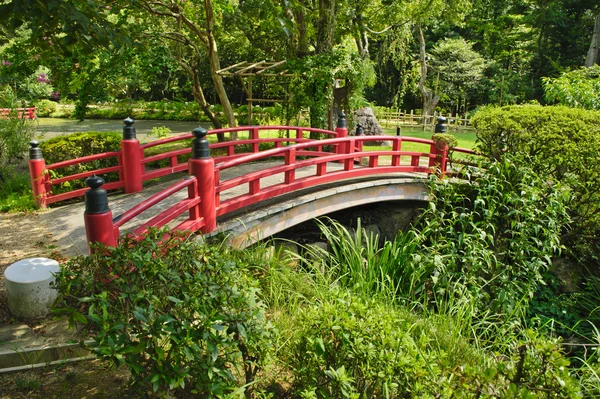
[28,115,477,253]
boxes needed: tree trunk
[290,1,310,57]
[585,12,600,67]
[316,0,336,54]
[417,26,439,125]
[183,59,222,129]
[204,0,237,130]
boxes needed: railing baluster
[285,148,296,184]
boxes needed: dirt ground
[0,212,137,398]
[0,212,63,325]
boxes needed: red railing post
[189,127,216,233]
[28,141,47,209]
[355,123,364,152]
[121,117,143,193]
[430,116,449,175]
[335,112,348,155]
[84,176,118,253]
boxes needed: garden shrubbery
[39,131,121,191]
[472,105,600,251]
[55,230,270,397]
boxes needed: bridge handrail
[81,119,483,253]
[30,121,343,208]
[112,176,203,239]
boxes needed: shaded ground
[0,213,63,325]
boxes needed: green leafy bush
[0,170,35,212]
[39,131,121,191]
[0,85,36,181]
[279,288,583,398]
[54,230,270,397]
[32,99,57,117]
[543,65,600,110]
[471,104,600,258]
[414,159,570,317]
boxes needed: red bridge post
[189,127,216,233]
[430,116,449,175]
[335,112,348,155]
[28,141,47,209]
[121,117,143,193]
[84,175,117,253]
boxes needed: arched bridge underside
[214,175,430,248]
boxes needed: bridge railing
[1,107,36,119]
[82,125,478,254]
[29,117,346,208]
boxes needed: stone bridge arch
[215,176,430,248]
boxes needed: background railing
[0,107,37,119]
[374,107,472,130]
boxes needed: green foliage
[471,105,600,253]
[289,44,376,129]
[432,133,458,149]
[287,292,442,397]
[300,218,419,301]
[543,66,600,110]
[429,37,486,113]
[149,125,172,139]
[0,171,35,212]
[276,285,583,398]
[0,85,36,180]
[54,230,270,397]
[414,159,569,317]
[33,99,58,117]
[39,131,121,191]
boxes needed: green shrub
[39,131,121,192]
[54,230,270,397]
[471,104,600,259]
[33,99,57,117]
[278,288,582,398]
[0,170,35,212]
[0,85,36,181]
[413,158,570,317]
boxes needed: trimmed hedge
[40,131,122,191]
[472,104,600,252]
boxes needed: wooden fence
[374,109,473,131]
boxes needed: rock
[354,107,390,145]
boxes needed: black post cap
[123,117,136,140]
[355,123,364,136]
[337,112,347,129]
[85,175,110,214]
[29,140,43,160]
[435,116,448,134]
[396,126,401,136]
[192,127,210,159]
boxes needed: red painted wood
[189,157,216,233]
[113,177,197,229]
[29,158,47,208]
[131,196,201,237]
[49,165,123,185]
[46,181,125,205]
[85,211,118,254]
[47,151,121,170]
[121,139,143,193]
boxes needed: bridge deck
[37,161,429,256]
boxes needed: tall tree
[137,0,236,128]
[585,12,600,67]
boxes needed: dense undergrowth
[53,155,600,398]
